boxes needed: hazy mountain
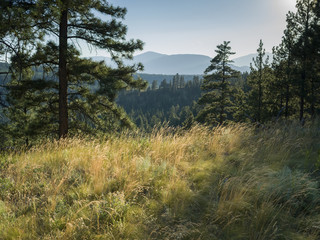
[229,65,250,73]
[232,53,273,68]
[90,52,210,74]
[89,51,272,75]
[132,52,254,74]
[136,53,211,75]
[133,51,165,63]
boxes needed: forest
[0,0,320,239]
[1,0,320,145]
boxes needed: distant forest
[117,74,203,131]
[0,0,320,146]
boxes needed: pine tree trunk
[58,2,68,138]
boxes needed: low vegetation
[0,121,320,239]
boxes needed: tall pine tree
[247,40,270,123]
[289,0,317,120]
[196,41,239,125]
[0,0,147,143]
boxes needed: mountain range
[90,51,273,75]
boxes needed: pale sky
[83,0,297,58]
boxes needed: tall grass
[0,122,319,239]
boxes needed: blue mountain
[90,51,272,74]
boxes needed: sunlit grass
[0,121,319,239]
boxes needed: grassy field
[0,122,320,239]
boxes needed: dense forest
[117,74,203,130]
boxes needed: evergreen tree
[151,80,158,90]
[0,0,51,145]
[289,0,317,120]
[0,0,146,143]
[179,75,185,88]
[272,14,296,119]
[42,0,146,138]
[196,41,240,125]
[159,79,169,89]
[247,40,270,122]
[309,0,320,117]
[180,106,194,129]
[172,73,180,90]
[233,85,249,122]
[192,76,201,87]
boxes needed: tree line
[197,0,320,126]
[117,75,203,131]
[0,0,320,147]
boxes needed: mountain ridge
[89,51,272,75]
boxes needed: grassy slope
[0,122,320,239]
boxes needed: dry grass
[0,122,319,239]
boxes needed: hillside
[90,51,255,74]
[0,122,319,239]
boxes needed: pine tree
[196,41,240,125]
[309,0,320,118]
[41,0,146,137]
[0,0,52,145]
[270,0,320,121]
[172,73,179,90]
[159,79,169,89]
[180,106,194,129]
[272,13,296,119]
[151,80,158,90]
[290,0,317,120]
[179,75,185,88]
[192,76,201,87]
[247,40,270,122]
[0,0,147,142]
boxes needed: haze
[83,0,297,58]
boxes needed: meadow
[0,122,320,239]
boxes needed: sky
[83,0,297,58]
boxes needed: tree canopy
[0,0,147,144]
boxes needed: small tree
[196,41,240,125]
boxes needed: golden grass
[0,122,319,239]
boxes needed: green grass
[0,122,320,239]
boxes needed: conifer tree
[0,0,147,142]
[309,0,320,117]
[0,0,52,145]
[271,0,320,121]
[289,0,317,120]
[41,0,146,138]
[196,41,240,125]
[179,75,185,88]
[151,80,158,90]
[247,40,270,122]
[272,13,296,119]
[172,73,180,90]
[192,76,201,87]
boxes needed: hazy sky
[84,0,297,58]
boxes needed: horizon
[89,50,273,63]
[82,0,297,59]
